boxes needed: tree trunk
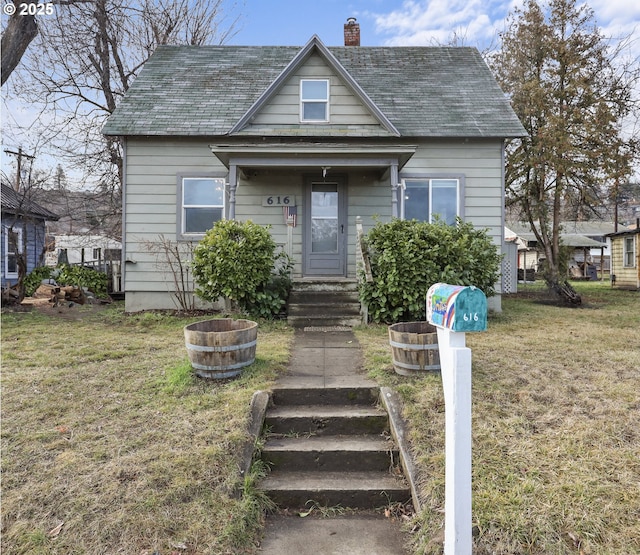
[1,12,38,85]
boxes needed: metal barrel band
[185,339,257,353]
[393,359,441,371]
[190,359,254,372]
[389,339,438,351]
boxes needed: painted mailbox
[425,282,487,555]
[426,283,487,332]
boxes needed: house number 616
[462,312,479,322]
[263,195,294,206]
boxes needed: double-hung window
[623,236,636,267]
[401,178,462,225]
[300,79,329,122]
[4,226,23,279]
[179,177,225,237]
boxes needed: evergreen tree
[490,0,639,302]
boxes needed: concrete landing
[274,328,377,389]
[258,328,410,555]
[259,514,408,554]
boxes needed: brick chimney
[344,17,360,46]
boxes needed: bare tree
[4,0,241,238]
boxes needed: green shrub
[191,219,292,319]
[24,266,54,296]
[25,265,109,299]
[359,218,502,323]
[56,265,109,298]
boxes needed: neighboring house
[47,234,122,268]
[505,220,615,278]
[1,183,59,287]
[103,21,526,312]
[606,221,640,290]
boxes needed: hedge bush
[359,218,502,323]
[24,265,108,298]
[191,219,292,319]
[57,265,109,298]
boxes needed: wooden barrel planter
[388,321,440,376]
[184,318,258,379]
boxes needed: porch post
[390,162,399,218]
[228,164,238,220]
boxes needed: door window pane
[311,184,338,253]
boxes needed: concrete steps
[287,279,362,327]
[259,385,410,510]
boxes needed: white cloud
[370,0,511,47]
[369,0,639,54]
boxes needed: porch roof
[209,142,417,170]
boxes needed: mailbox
[427,283,487,332]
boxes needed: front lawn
[356,282,640,554]
[1,305,292,554]
[2,282,638,554]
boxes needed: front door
[303,177,347,276]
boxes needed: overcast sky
[2,0,639,182]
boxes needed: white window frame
[177,175,226,240]
[399,176,464,224]
[300,79,330,123]
[4,226,23,280]
[623,235,636,268]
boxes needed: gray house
[103,23,526,313]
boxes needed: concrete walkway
[258,328,410,555]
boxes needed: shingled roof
[103,37,526,139]
[1,183,59,221]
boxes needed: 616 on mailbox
[426,283,487,332]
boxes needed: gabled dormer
[229,35,400,138]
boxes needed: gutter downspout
[121,137,127,296]
[228,164,238,220]
[390,162,399,218]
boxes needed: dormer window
[300,79,329,122]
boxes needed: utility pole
[3,147,35,191]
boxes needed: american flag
[283,205,297,227]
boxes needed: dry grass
[2,283,638,555]
[1,303,292,555]
[356,282,640,555]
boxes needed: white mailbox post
[426,283,487,555]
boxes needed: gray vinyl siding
[246,53,384,135]
[122,137,505,310]
[403,139,504,244]
[124,138,227,309]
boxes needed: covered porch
[210,142,416,280]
